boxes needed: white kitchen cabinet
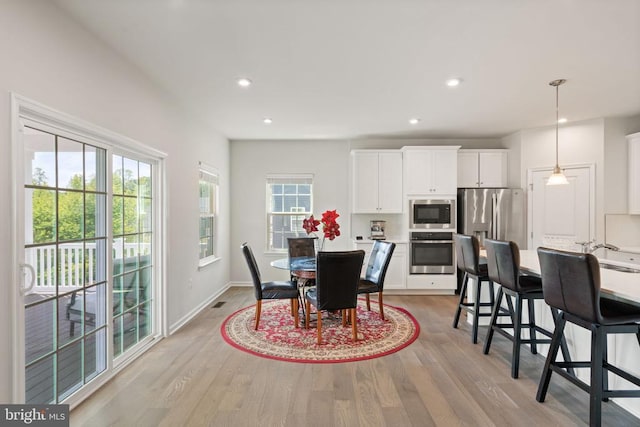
[351,150,403,213]
[628,132,640,214]
[458,149,508,188]
[402,146,459,196]
[406,273,456,291]
[354,241,406,289]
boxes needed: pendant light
[547,79,569,185]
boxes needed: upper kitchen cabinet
[458,149,508,188]
[403,146,460,196]
[628,132,640,214]
[351,150,403,213]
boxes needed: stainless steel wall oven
[409,231,455,274]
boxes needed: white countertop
[353,238,409,244]
[518,250,640,306]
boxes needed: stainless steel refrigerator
[456,188,526,249]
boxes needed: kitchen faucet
[575,240,620,254]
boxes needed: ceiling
[54,0,640,141]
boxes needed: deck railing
[25,240,149,294]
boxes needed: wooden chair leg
[254,300,262,330]
[317,311,322,345]
[292,298,299,328]
[305,300,311,329]
[366,294,371,311]
[378,291,385,320]
[342,309,347,327]
[351,308,358,342]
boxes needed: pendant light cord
[555,83,559,167]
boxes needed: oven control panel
[410,231,453,241]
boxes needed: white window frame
[198,162,220,267]
[266,174,313,252]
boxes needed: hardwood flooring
[70,288,639,426]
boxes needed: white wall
[507,115,640,245]
[230,139,351,283]
[0,0,230,402]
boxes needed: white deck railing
[26,240,150,294]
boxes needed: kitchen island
[513,250,640,420]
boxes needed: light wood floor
[71,287,639,426]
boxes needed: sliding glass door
[18,119,158,404]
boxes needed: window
[266,175,313,251]
[199,164,219,265]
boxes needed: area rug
[220,299,420,363]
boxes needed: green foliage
[31,168,142,242]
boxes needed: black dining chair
[536,247,640,426]
[305,250,365,345]
[482,239,570,379]
[241,242,300,330]
[453,234,495,343]
[358,240,395,320]
[287,237,317,287]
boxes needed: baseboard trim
[169,282,232,334]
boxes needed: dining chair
[536,247,640,426]
[358,240,395,320]
[287,237,317,286]
[305,250,365,345]
[241,242,300,330]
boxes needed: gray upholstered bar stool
[452,234,495,344]
[536,247,640,427]
[482,239,570,379]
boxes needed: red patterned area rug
[221,299,420,363]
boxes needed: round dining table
[270,256,317,280]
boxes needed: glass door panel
[112,155,153,360]
[23,126,108,403]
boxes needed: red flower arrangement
[302,209,341,250]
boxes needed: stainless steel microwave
[409,199,455,229]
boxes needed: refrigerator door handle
[492,193,498,240]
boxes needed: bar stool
[453,234,495,344]
[536,247,640,427]
[482,239,571,379]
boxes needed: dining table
[270,256,317,280]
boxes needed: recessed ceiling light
[409,118,420,125]
[558,117,568,124]
[237,78,252,87]
[446,78,462,87]
[263,118,273,124]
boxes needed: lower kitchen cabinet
[406,273,456,292]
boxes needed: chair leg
[342,309,347,327]
[472,278,482,344]
[254,300,262,330]
[551,307,575,375]
[366,294,371,311]
[351,308,358,342]
[453,273,469,328]
[589,325,605,426]
[378,291,385,320]
[305,300,311,330]
[528,297,538,355]
[512,294,523,379]
[317,310,323,345]
[537,314,566,402]
[292,298,299,328]
[483,287,504,355]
